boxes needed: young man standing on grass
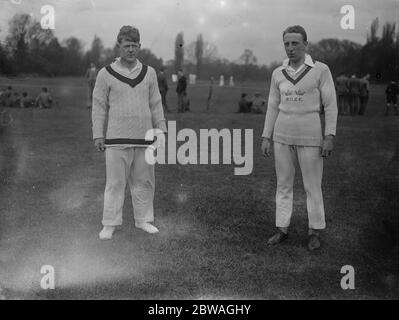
[261,25,337,251]
[92,26,167,240]
[176,69,187,113]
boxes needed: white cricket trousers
[274,142,326,230]
[102,147,155,226]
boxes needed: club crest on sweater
[284,89,305,102]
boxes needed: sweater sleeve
[92,68,109,139]
[148,68,167,133]
[319,65,338,137]
[262,70,281,138]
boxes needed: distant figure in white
[189,74,197,85]
[86,62,98,109]
[219,75,225,86]
[229,76,235,87]
[207,76,215,111]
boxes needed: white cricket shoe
[135,222,159,234]
[99,226,115,240]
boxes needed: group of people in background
[87,61,399,117]
[335,73,370,116]
[237,92,266,114]
[336,72,399,116]
[0,86,54,109]
[156,67,190,114]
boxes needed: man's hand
[321,135,334,157]
[148,129,166,151]
[154,131,166,150]
[94,137,105,152]
[261,137,272,157]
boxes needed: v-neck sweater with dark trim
[92,59,167,144]
[262,60,337,147]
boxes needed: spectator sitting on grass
[237,93,252,113]
[251,92,266,113]
[20,92,34,108]
[35,87,53,109]
[0,86,13,107]
[10,92,20,108]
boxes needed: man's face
[118,39,141,64]
[283,32,307,63]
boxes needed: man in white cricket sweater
[92,26,167,240]
[261,25,337,251]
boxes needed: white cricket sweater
[262,54,337,146]
[92,59,167,145]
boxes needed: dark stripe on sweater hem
[105,139,154,145]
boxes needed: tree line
[0,14,398,83]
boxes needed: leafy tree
[236,49,258,82]
[308,39,362,76]
[0,41,12,75]
[86,35,105,67]
[195,34,204,78]
[138,48,163,70]
[62,37,85,75]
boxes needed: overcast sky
[0,0,398,65]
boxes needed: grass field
[0,76,398,300]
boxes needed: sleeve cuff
[324,129,336,136]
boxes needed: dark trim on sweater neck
[281,65,313,85]
[105,64,148,88]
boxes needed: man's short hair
[42,87,48,92]
[7,86,12,90]
[241,93,247,98]
[117,25,140,43]
[283,25,307,42]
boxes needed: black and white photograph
[0,0,398,305]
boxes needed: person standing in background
[358,74,370,116]
[157,66,170,113]
[176,69,187,113]
[385,80,398,116]
[206,76,214,111]
[86,62,98,109]
[335,72,349,115]
[348,74,360,116]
